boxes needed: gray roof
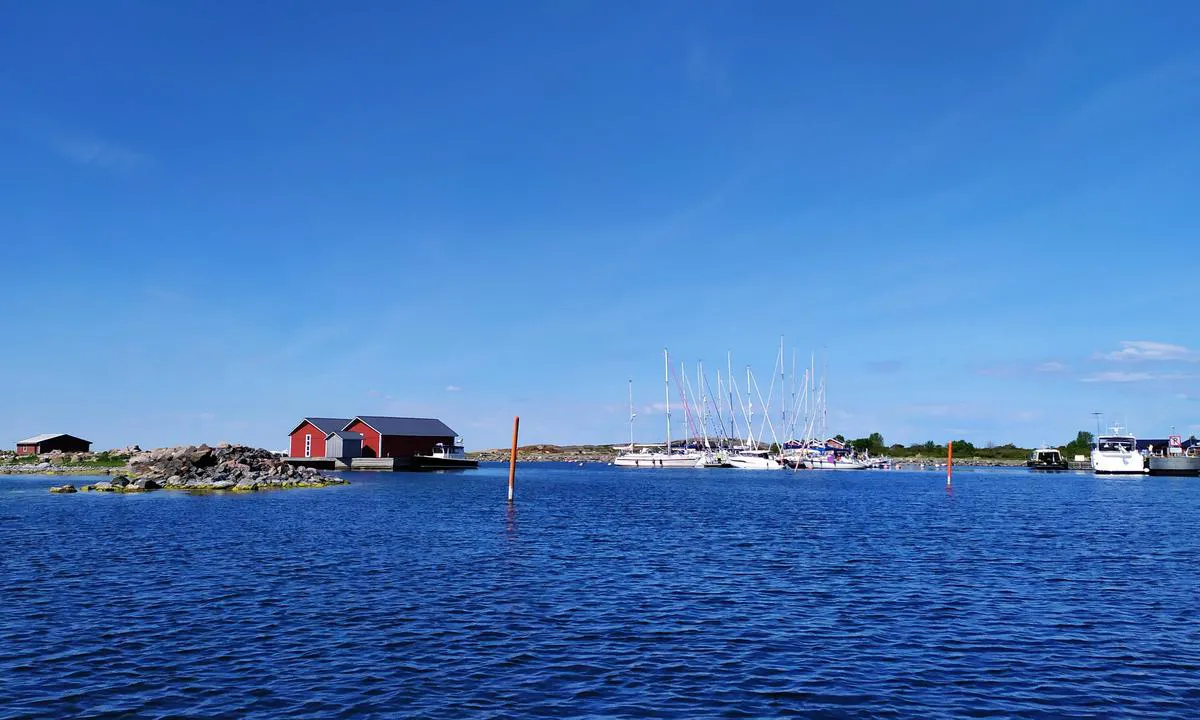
[17,433,91,445]
[350,416,457,438]
[295,417,353,435]
[326,430,363,440]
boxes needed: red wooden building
[16,433,92,455]
[287,418,351,458]
[342,416,457,458]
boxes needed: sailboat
[724,356,782,470]
[780,352,866,470]
[614,349,705,468]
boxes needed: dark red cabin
[16,433,92,455]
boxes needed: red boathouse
[287,418,351,458]
[342,416,457,458]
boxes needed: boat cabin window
[1097,438,1134,452]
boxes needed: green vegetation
[879,440,1030,460]
[1060,431,1094,459]
[1,452,130,468]
[845,428,1109,461]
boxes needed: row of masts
[626,340,832,453]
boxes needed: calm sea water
[3,465,1200,718]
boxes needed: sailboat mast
[746,364,753,449]
[790,349,797,439]
[780,336,786,436]
[663,348,671,455]
[628,379,635,450]
[822,350,828,439]
[727,351,735,445]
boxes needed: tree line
[837,430,1147,460]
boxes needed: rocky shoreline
[44,444,347,494]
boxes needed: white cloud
[445,385,462,392]
[1097,341,1199,362]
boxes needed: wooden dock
[350,457,412,471]
[285,456,461,472]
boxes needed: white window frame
[304,433,312,458]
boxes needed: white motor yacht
[1091,425,1146,474]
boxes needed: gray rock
[110,475,130,488]
[92,482,114,492]
[49,484,77,494]
[131,478,161,491]
[212,479,236,490]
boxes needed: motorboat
[1090,425,1146,474]
[411,439,479,469]
[1026,446,1068,471]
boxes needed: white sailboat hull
[726,454,782,470]
[614,452,704,468]
[806,457,868,470]
[782,453,868,470]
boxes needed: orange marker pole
[946,440,953,486]
[508,416,520,502]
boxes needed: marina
[614,343,886,472]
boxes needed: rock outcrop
[63,444,347,493]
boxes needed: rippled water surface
[4,465,1200,718]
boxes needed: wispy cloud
[1035,361,1068,373]
[50,136,150,172]
[445,385,462,392]
[978,360,1069,377]
[1080,371,1195,383]
[640,401,684,415]
[1096,341,1199,362]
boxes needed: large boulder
[49,484,77,494]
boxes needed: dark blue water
[3,465,1200,718]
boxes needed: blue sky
[2,0,1198,451]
